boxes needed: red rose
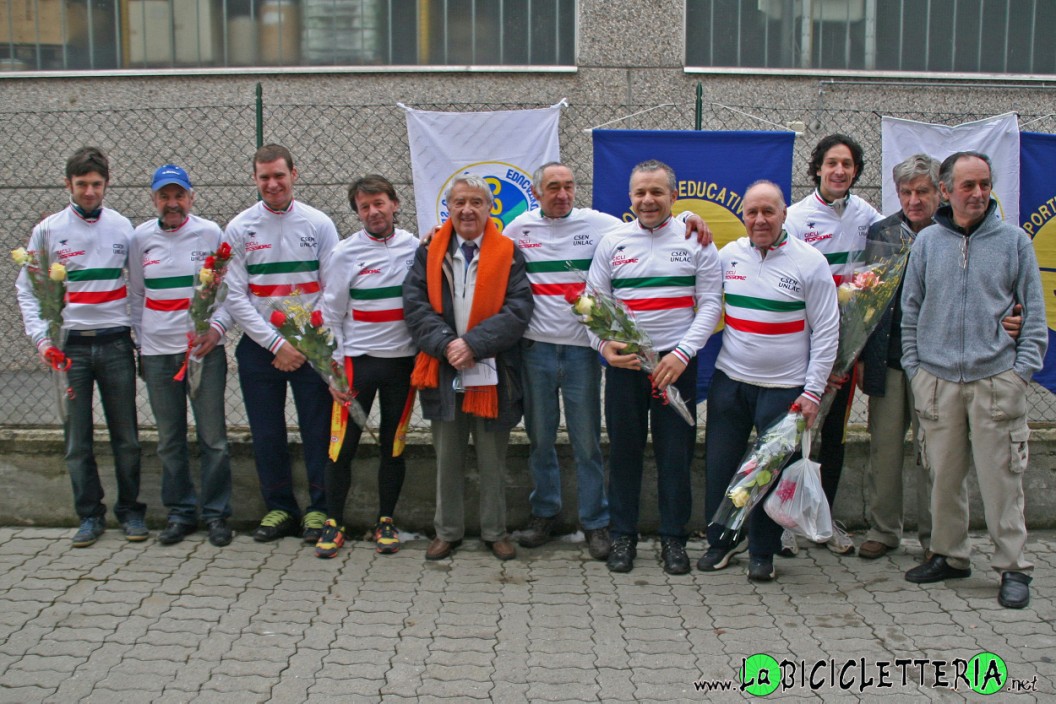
[563,289,581,305]
[270,310,286,327]
[204,255,216,269]
[217,242,232,259]
[310,310,324,327]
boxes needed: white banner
[402,102,564,236]
[881,113,1020,224]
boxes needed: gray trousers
[431,407,510,543]
[912,368,1033,574]
[865,367,932,550]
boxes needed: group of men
[16,134,1045,610]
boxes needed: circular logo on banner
[1025,214,1056,333]
[436,161,538,233]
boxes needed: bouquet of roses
[813,238,911,430]
[269,296,348,392]
[709,404,806,543]
[269,296,376,446]
[12,225,74,420]
[178,241,233,398]
[565,284,694,425]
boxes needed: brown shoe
[858,540,893,560]
[487,538,517,561]
[425,537,461,560]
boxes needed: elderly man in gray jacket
[403,175,533,562]
[901,151,1046,609]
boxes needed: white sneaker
[778,529,799,558]
[826,522,855,556]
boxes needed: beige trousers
[865,367,932,549]
[911,368,1032,573]
[431,408,510,543]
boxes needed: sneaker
[253,510,298,542]
[157,521,196,545]
[373,517,401,554]
[778,529,799,558]
[72,516,105,548]
[696,537,748,571]
[825,522,856,556]
[747,555,776,582]
[206,519,233,547]
[515,515,556,548]
[584,527,612,561]
[606,535,637,573]
[302,511,327,545]
[315,519,346,559]
[660,537,690,575]
[122,517,149,542]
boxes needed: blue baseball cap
[151,164,193,191]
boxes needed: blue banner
[591,129,796,401]
[1019,132,1056,394]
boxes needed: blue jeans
[521,340,607,529]
[63,331,143,522]
[141,347,232,524]
[236,335,330,517]
[704,370,802,558]
[604,360,697,542]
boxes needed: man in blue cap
[128,164,234,546]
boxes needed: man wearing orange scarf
[403,175,534,561]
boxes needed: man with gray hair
[128,164,233,547]
[901,151,1045,609]
[856,153,941,561]
[403,174,533,561]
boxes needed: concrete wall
[2,428,1054,535]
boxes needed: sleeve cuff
[671,346,693,365]
[267,335,286,354]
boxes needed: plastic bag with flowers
[11,224,74,420]
[709,404,806,544]
[179,241,233,398]
[763,427,833,542]
[814,238,911,430]
[564,284,694,425]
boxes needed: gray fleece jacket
[901,201,1046,384]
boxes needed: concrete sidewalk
[0,527,1052,703]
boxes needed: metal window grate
[686,0,1056,76]
[0,0,575,71]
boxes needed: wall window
[686,0,1056,76]
[0,0,575,71]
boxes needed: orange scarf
[410,217,513,418]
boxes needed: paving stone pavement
[0,527,1052,703]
